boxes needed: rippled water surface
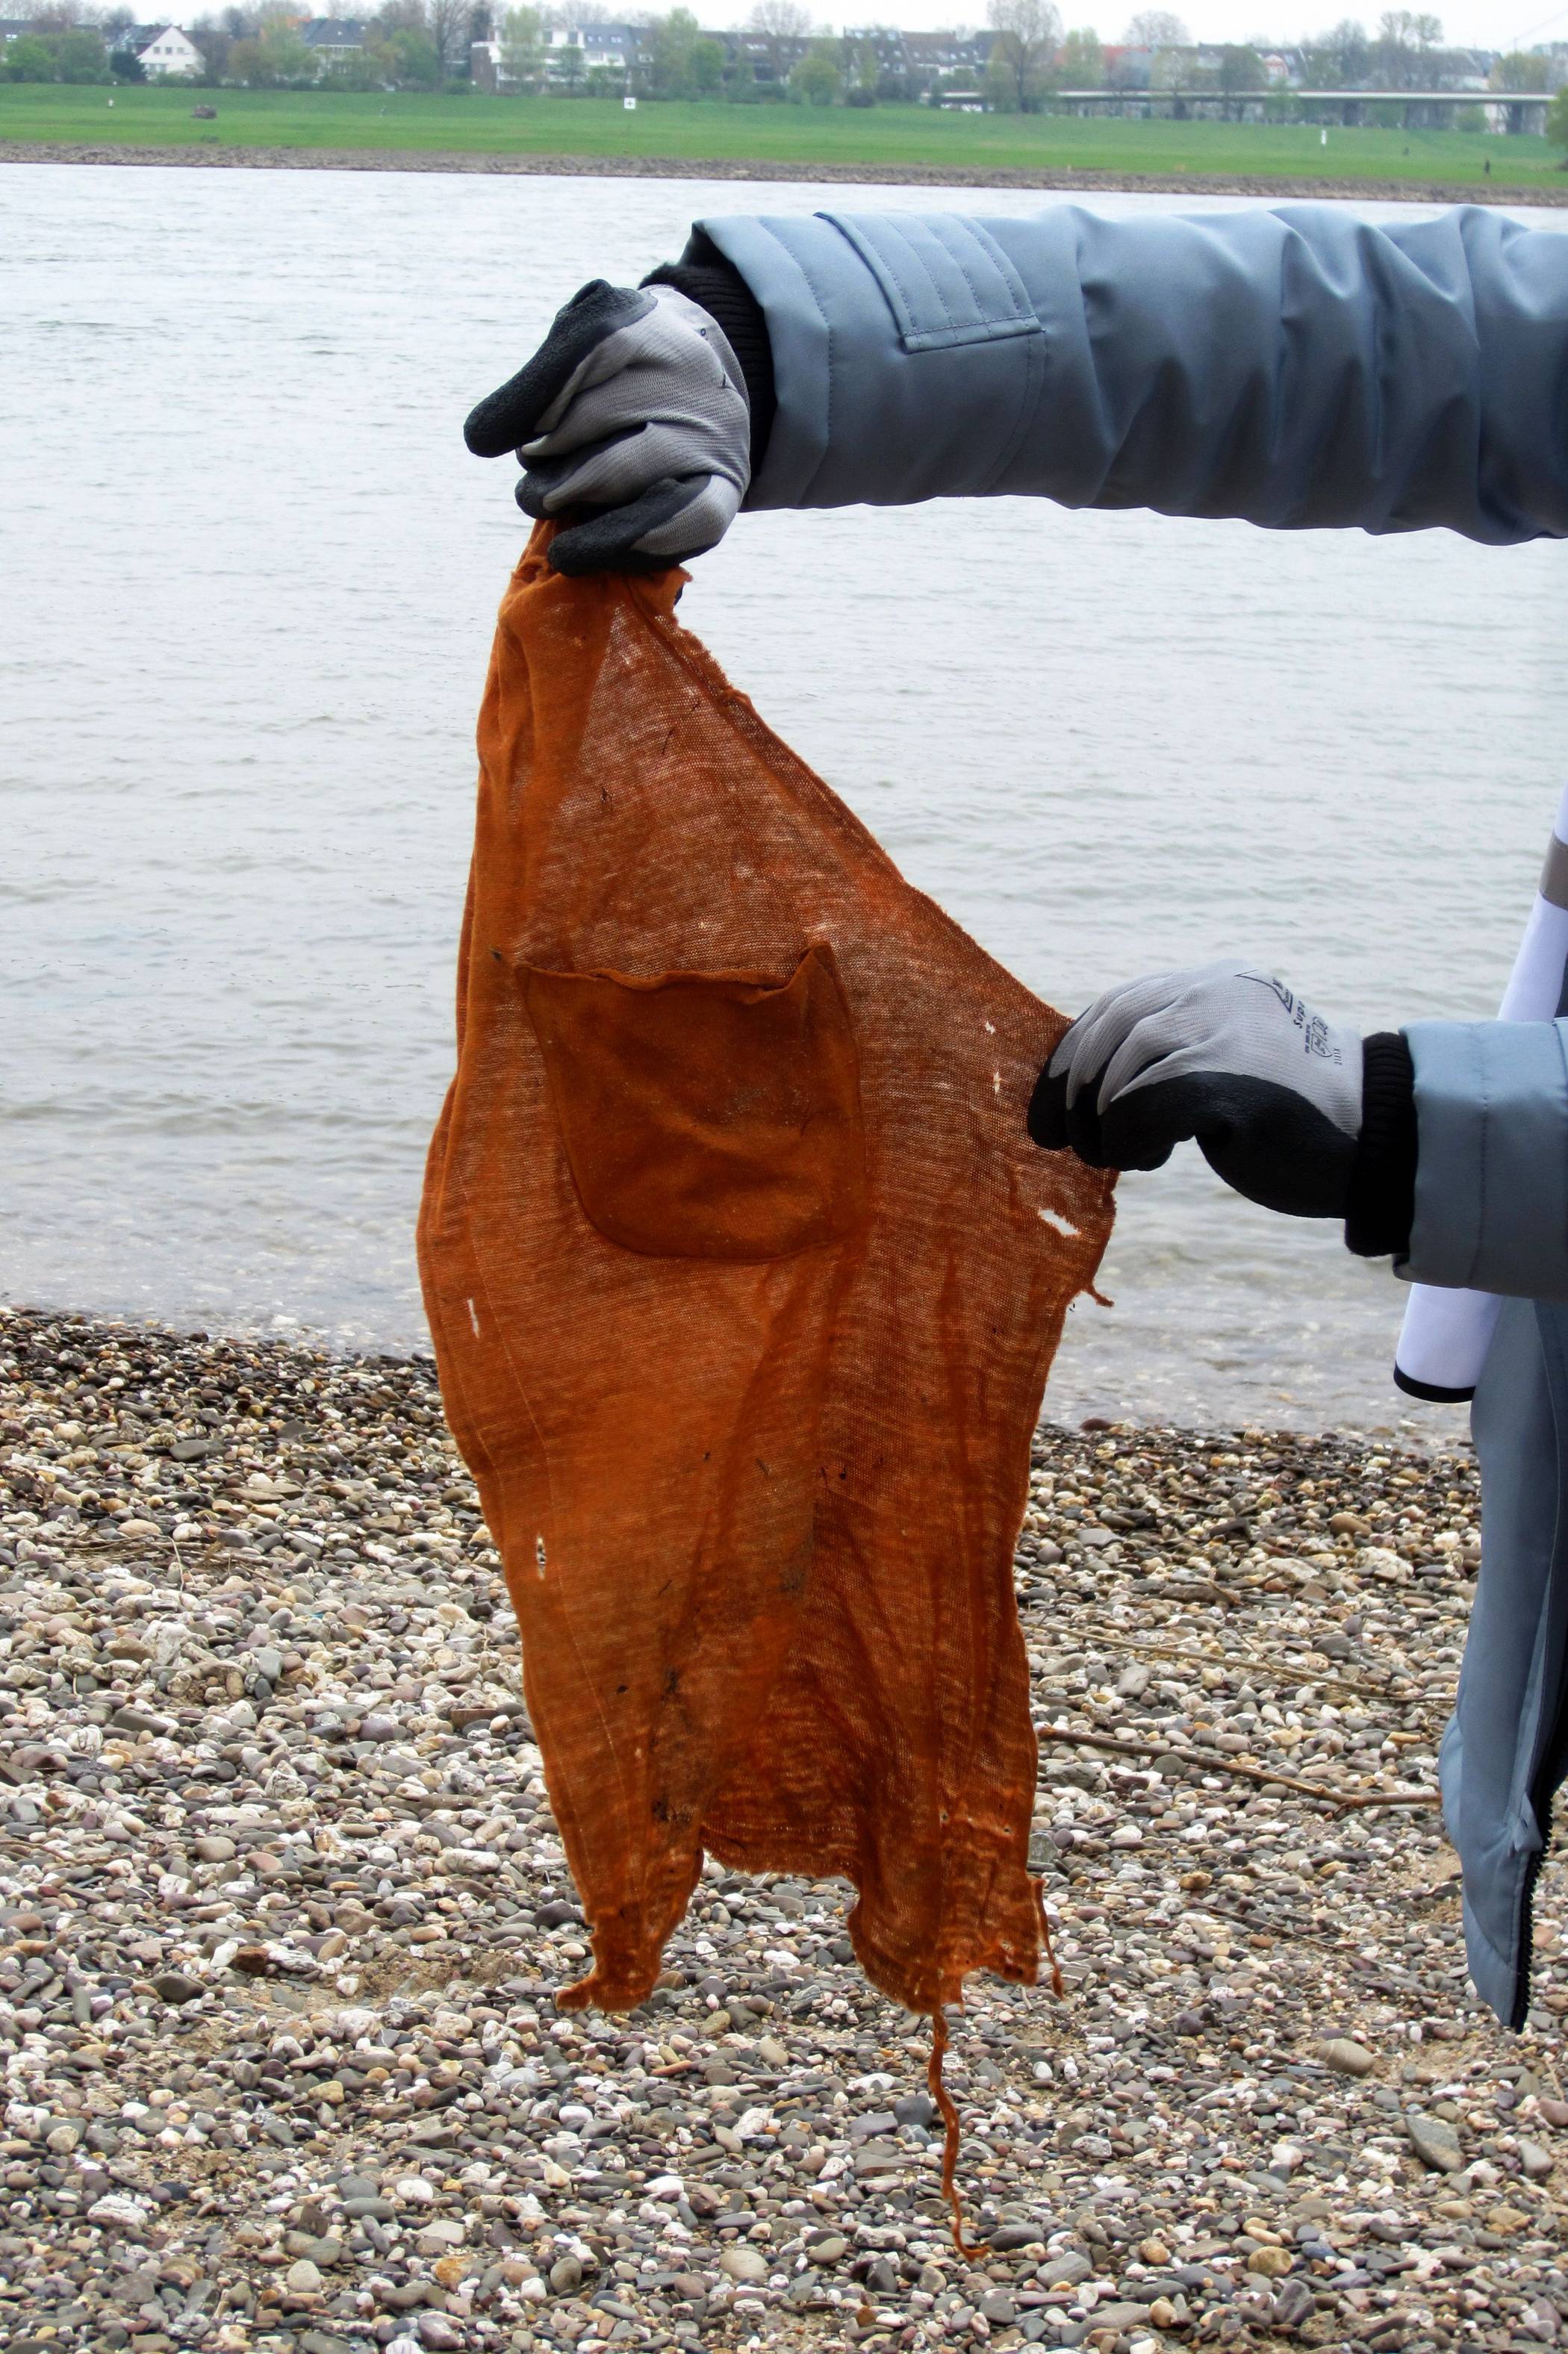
[4,163,1566,1427]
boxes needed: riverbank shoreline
[4,137,1567,205]
[1,1299,1564,2350]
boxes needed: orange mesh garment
[418,526,1115,2026]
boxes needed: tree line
[1,1,492,88]
[980,5,1546,115]
[1,0,1549,110]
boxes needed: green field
[1,82,1562,191]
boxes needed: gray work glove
[464,279,750,576]
[1027,962,1366,1219]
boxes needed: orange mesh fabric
[418,527,1116,2023]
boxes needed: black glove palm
[466,280,751,576]
[1027,962,1365,1218]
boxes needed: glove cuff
[1345,1030,1416,1259]
[644,237,777,470]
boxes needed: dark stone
[151,1971,205,2006]
[110,1707,170,1736]
[1273,2278,1318,2333]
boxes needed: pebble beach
[2,1301,1565,2354]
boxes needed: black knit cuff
[1345,1030,1417,1259]
[643,232,777,474]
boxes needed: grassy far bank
[2,81,1564,190]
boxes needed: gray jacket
[700,199,1568,2028]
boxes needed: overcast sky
[694,0,1558,53]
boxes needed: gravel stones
[1407,2109,1466,2170]
[1317,2036,1377,2075]
[149,1970,205,2005]
[1272,2273,1316,2329]
[1,1306,1566,2354]
[1093,2299,1154,2330]
[718,2244,770,2282]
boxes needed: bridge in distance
[1046,87,1552,134]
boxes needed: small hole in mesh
[1038,1207,1080,1239]
[535,1533,547,1577]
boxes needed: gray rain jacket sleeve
[698,197,1568,2032]
[1405,1020,1568,1302]
[697,202,1568,541]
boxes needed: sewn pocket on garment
[521,944,868,1261]
[820,211,1042,354]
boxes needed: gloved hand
[1027,962,1366,1218]
[464,279,751,577]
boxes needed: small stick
[1183,1894,1396,1979]
[1031,1876,1065,2000]
[1034,1722,1440,1810]
[1037,1624,1420,1711]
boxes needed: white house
[541,22,635,76]
[474,20,639,91]
[300,19,366,63]
[137,25,204,77]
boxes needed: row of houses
[0,14,1026,96]
[127,16,370,73]
[0,15,202,72]
[0,16,1546,102]
[0,16,375,76]
[434,23,1534,102]
[473,28,1530,106]
[473,20,1012,93]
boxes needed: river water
[3,162,1565,1427]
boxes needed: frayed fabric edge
[929,1889,1063,2256]
[927,2006,978,2258]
